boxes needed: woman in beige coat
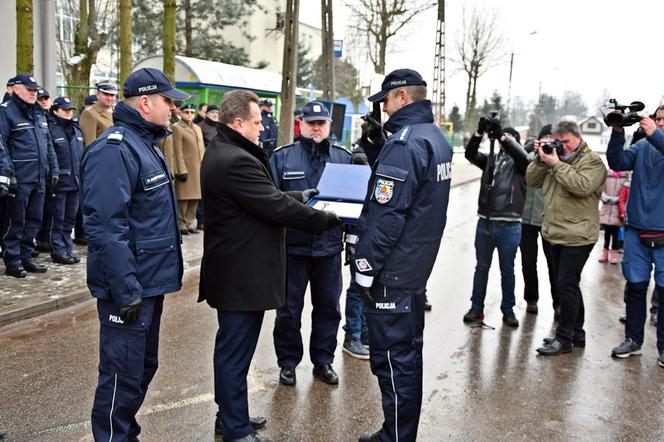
[173,103,206,234]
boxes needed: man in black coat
[199,90,341,442]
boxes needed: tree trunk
[277,0,299,147]
[16,0,34,73]
[463,71,473,126]
[320,0,334,100]
[119,0,132,93]
[184,0,193,57]
[163,0,177,83]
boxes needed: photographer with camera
[527,121,607,355]
[607,104,664,365]
[462,116,529,328]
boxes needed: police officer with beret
[259,99,279,158]
[354,69,453,442]
[44,97,84,264]
[270,101,352,386]
[0,74,59,277]
[81,67,188,441]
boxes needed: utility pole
[321,0,335,101]
[432,0,446,125]
[506,51,514,124]
[277,0,300,146]
[119,0,132,93]
[16,0,34,73]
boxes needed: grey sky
[300,0,664,116]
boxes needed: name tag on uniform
[141,171,169,191]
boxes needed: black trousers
[519,223,558,307]
[551,244,594,343]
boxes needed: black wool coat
[198,123,335,311]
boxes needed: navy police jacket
[0,134,11,177]
[607,129,664,231]
[81,102,183,307]
[0,94,59,185]
[48,114,84,192]
[354,100,452,289]
[270,137,352,256]
[260,110,279,151]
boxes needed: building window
[587,122,597,129]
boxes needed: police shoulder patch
[273,143,294,153]
[374,178,394,204]
[392,126,411,144]
[107,129,125,144]
[331,144,352,155]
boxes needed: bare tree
[454,7,505,127]
[119,0,132,92]
[55,0,116,105]
[277,0,300,147]
[345,0,435,75]
[16,0,34,73]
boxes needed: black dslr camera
[541,140,564,156]
[603,98,645,127]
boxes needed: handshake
[477,116,503,140]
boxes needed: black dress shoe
[52,255,77,265]
[502,311,519,328]
[313,363,338,385]
[69,255,81,263]
[6,265,27,278]
[188,228,200,234]
[180,229,190,235]
[215,416,267,435]
[359,430,381,442]
[543,336,585,348]
[536,338,572,356]
[279,366,296,386]
[23,261,47,273]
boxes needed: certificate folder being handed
[307,163,372,224]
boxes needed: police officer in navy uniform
[0,74,59,278]
[81,68,188,441]
[259,99,278,158]
[354,69,453,442]
[270,101,352,386]
[44,96,84,264]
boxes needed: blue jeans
[343,265,368,340]
[470,218,521,314]
[622,227,664,351]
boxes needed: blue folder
[307,163,372,224]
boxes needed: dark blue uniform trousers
[366,284,425,442]
[45,190,79,257]
[92,295,163,442]
[2,182,44,266]
[214,310,265,439]
[273,253,342,367]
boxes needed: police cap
[13,74,41,90]
[206,104,219,112]
[259,99,274,106]
[52,96,76,110]
[96,82,118,95]
[368,68,427,102]
[37,89,50,99]
[123,68,190,100]
[84,94,98,106]
[302,101,331,122]
[6,76,16,87]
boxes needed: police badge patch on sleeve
[355,258,373,272]
[374,178,394,204]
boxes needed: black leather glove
[477,117,490,135]
[489,120,502,140]
[119,297,142,324]
[302,188,319,204]
[176,173,188,182]
[363,115,384,142]
[358,285,374,307]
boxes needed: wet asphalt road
[1,180,664,442]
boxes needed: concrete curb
[0,176,480,328]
